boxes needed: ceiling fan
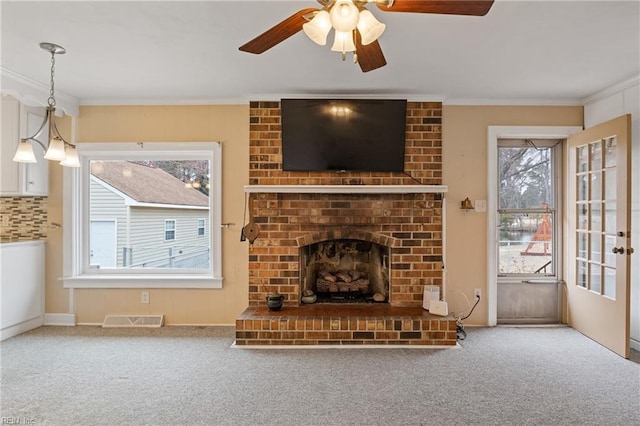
[239,0,495,72]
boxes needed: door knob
[628,248,635,255]
[612,247,625,254]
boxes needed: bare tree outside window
[498,140,557,275]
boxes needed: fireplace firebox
[300,239,390,304]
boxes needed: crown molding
[443,98,582,106]
[244,93,448,102]
[581,75,640,105]
[79,97,250,106]
[1,67,79,116]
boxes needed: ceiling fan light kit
[303,10,332,45]
[239,0,495,72]
[356,10,386,45]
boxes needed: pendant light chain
[48,52,56,108]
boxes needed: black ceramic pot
[266,293,284,311]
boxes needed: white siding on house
[127,207,210,268]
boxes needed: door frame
[487,126,583,325]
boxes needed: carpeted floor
[1,325,638,426]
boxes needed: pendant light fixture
[12,42,80,168]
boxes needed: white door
[90,220,116,268]
[567,114,633,358]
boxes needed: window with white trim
[63,142,223,288]
[164,220,176,241]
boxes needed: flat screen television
[280,98,407,172]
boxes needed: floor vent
[102,314,164,328]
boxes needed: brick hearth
[236,305,457,346]
[237,100,448,346]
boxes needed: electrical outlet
[474,288,482,299]
[141,291,150,304]
[0,214,9,227]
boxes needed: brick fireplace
[235,101,457,346]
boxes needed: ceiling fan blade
[239,8,317,54]
[377,0,494,16]
[355,30,387,73]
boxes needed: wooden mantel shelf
[244,185,448,194]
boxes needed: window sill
[62,274,223,289]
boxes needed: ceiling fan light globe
[13,140,37,163]
[44,136,66,161]
[303,10,332,45]
[331,30,356,52]
[357,10,386,45]
[330,0,360,32]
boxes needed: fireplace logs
[316,270,370,293]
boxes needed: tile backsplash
[0,196,48,242]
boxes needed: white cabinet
[0,95,49,196]
[0,241,45,340]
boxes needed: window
[63,142,222,288]
[165,220,176,241]
[497,139,561,278]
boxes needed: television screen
[281,99,407,172]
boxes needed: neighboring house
[89,161,210,269]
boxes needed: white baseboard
[630,337,640,352]
[43,313,76,326]
[1,316,43,341]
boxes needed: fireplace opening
[299,239,390,304]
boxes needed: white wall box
[0,95,49,196]
[0,240,45,340]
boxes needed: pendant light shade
[303,10,332,45]
[44,136,67,161]
[331,30,357,52]
[13,140,37,163]
[59,145,80,167]
[356,10,386,45]
[330,0,360,32]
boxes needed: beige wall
[46,104,584,326]
[46,105,250,325]
[442,105,583,325]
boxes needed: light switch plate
[475,200,487,213]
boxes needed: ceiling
[1,0,639,108]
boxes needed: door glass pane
[498,212,554,274]
[577,174,588,201]
[498,146,552,209]
[604,202,616,235]
[590,202,601,232]
[577,204,588,230]
[604,137,616,168]
[577,260,587,288]
[590,171,602,200]
[590,232,601,262]
[590,141,602,170]
[604,236,616,265]
[603,267,616,299]
[577,145,588,172]
[577,232,587,259]
[589,263,601,293]
[604,169,616,201]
